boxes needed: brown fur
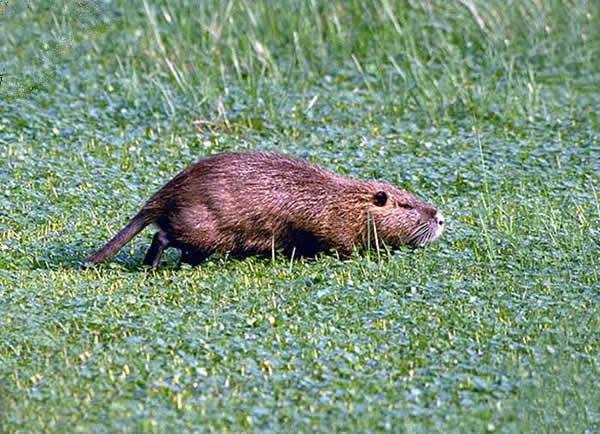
[85,151,445,268]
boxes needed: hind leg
[143,230,170,268]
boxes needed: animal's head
[365,185,445,248]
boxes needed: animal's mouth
[406,211,445,248]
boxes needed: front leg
[176,249,209,269]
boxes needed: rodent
[84,151,445,268]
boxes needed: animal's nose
[435,212,444,226]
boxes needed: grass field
[1,0,599,431]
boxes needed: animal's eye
[398,203,414,210]
[373,191,388,207]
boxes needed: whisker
[408,224,428,239]
[406,223,429,245]
[406,220,439,247]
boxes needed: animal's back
[145,152,347,255]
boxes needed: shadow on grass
[29,240,162,273]
[27,237,417,273]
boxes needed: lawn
[1,0,599,432]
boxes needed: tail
[84,209,156,265]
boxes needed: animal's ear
[373,191,387,207]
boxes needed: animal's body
[85,152,445,268]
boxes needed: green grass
[1,0,599,432]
